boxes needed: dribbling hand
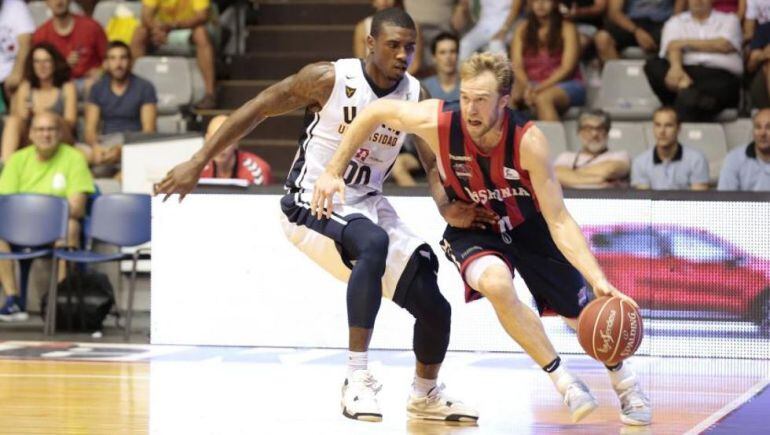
[592,277,639,308]
[440,201,498,230]
[153,159,205,202]
[311,171,345,219]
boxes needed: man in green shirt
[0,111,95,321]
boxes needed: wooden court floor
[0,342,768,434]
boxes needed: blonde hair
[460,52,513,96]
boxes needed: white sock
[412,376,437,398]
[548,365,576,395]
[607,362,633,388]
[347,351,368,379]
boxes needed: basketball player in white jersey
[155,8,484,423]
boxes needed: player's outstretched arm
[520,126,638,306]
[310,98,441,219]
[154,62,335,202]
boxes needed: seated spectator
[453,0,513,60]
[644,0,742,122]
[488,0,524,55]
[745,0,770,108]
[718,109,770,190]
[0,111,94,321]
[421,32,460,110]
[82,41,157,169]
[131,0,217,109]
[199,115,271,185]
[554,109,631,188]
[404,0,456,69]
[1,43,76,162]
[511,0,584,121]
[631,107,709,190]
[594,0,683,63]
[712,0,745,15]
[0,0,35,99]
[32,0,107,97]
[562,0,608,53]
[354,1,422,75]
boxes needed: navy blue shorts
[440,213,591,318]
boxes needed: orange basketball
[577,296,644,366]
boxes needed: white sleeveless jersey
[285,58,421,204]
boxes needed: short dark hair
[431,32,459,55]
[370,7,416,38]
[578,109,611,131]
[25,43,71,89]
[653,106,680,124]
[107,40,132,58]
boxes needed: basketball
[577,296,644,366]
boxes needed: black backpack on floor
[41,269,115,332]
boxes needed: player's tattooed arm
[193,62,335,166]
[154,62,334,201]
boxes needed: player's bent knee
[477,265,515,303]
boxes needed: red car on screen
[582,225,770,333]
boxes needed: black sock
[542,356,561,373]
[605,361,623,372]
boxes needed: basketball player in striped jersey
[155,8,481,424]
[313,52,652,426]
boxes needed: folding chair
[0,194,68,335]
[54,194,151,339]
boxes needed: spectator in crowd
[511,0,584,121]
[199,115,271,185]
[488,0,524,55]
[421,32,460,110]
[0,0,35,100]
[713,0,745,15]
[745,0,770,108]
[1,43,76,162]
[594,0,684,62]
[32,0,107,97]
[644,0,742,122]
[132,0,217,109]
[83,41,157,168]
[554,109,631,188]
[562,0,608,53]
[631,107,709,190]
[0,111,94,321]
[354,1,422,75]
[404,0,456,69]
[452,0,513,60]
[718,108,770,191]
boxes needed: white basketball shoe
[406,383,479,422]
[562,378,599,422]
[614,374,652,425]
[341,370,383,422]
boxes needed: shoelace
[564,382,590,406]
[618,385,650,410]
[359,373,383,395]
[425,383,448,406]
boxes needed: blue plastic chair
[54,194,151,340]
[0,194,69,335]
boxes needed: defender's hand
[592,278,639,308]
[312,171,345,219]
[154,159,205,202]
[440,201,498,230]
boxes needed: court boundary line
[684,375,770,434]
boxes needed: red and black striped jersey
[437,104,541,232]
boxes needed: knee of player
[477,266,516,304]
[359,228,390,259]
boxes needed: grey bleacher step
[228,53,348,80]
[256,2,372,25]
[245,25,354,54]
